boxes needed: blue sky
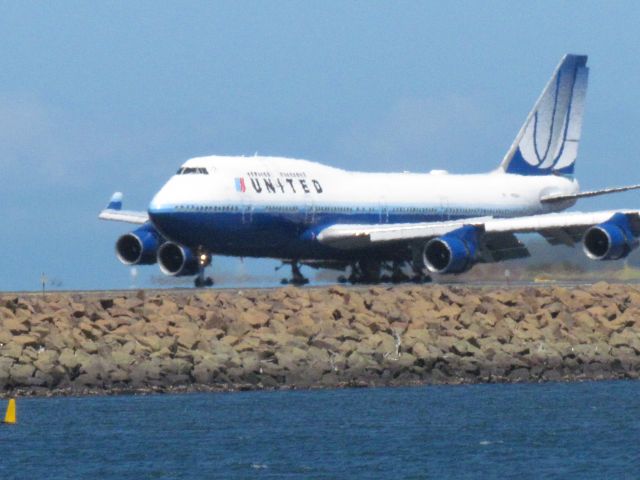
[1,2,640,290]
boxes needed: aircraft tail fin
[500,54,589,176]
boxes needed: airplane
[100,54,640,287]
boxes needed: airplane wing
[316,209,640,260]
[540,184,640,204]
[98,192,148,225]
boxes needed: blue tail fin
[500,54,589,176]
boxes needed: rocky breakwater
[1,283,640,395]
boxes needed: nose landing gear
[194,250,214,288]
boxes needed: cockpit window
[176,167,209,175]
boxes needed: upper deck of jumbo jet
[176,154,576,181]
[178,154,349,175]
[157,154,580,211]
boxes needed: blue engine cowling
[157,242,200,276]
[116,223,164,265]
[583,213,639,260]
[423,225,481,274]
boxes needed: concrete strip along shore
[1,283,639,396]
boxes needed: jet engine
[157,242,200,276]
[583,213,639,260]
[423,226,481,274]
[116,224,164,265]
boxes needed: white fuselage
[146,155,579,260]
[150,155,578,218]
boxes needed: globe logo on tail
[502,54,588,176]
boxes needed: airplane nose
[148,182,176,214]
[147,185,176,232]
[148,193,165,214]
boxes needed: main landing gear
[338,259,431,285]
[194,250,214,288]
[278,261,309,286]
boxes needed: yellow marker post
[3,398,16,424]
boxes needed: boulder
[175,328,200,350]
[111,350,135,369]
[9,363,36,384]
[192,355,222,384]
[130,358,163,384]
[0,357,14,386]
[12,334,40,348]
[58,348,81,370]
[275,346,308,371]
[0,342,23,360]
[33,350,60,373]
[3,317,29,334]
[136,335,162,352]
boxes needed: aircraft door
[438,196,449,221]
[379,197,389,223]
[241,196,253,224]
[297,177,314,225]
[304,196,316,225]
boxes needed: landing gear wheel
[411,273,431,284]
[390,261,410,284]
[351,259,382,284]
[195,275,214,288]
[194,249,214,287]
[288,261,309,286]
[290,276,309,286]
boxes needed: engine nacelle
[116,224,164,265]
[423,225,481,274]
[157,242,200,276]
[583,213,639,261]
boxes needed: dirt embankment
[1,283,639,396]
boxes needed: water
[1,381,640,479]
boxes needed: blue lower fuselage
[148,208,466,261]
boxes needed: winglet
[106,192,124,211]
[99,192,149,225]
[4,398,16,424]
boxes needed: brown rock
[183,305,204,321]
[234,336,261,353]
[3,317,29,334]
[58,348,81,371]
[136,335,162,352]
[175,328,200,350]
[507,367,531,382]
[365,332,397,354]
[111,350,135,369]
[275,346,308,371]
[287,314,320,338]
[12,334,40,347]
[10,363,36,384]
[346,351,377,372]
[1,342,23,360]
[0,357,14,386]
[192,355,222,384]
[34,350,60,371]
[226,318,252,338]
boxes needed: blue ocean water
[1,381,639,479]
